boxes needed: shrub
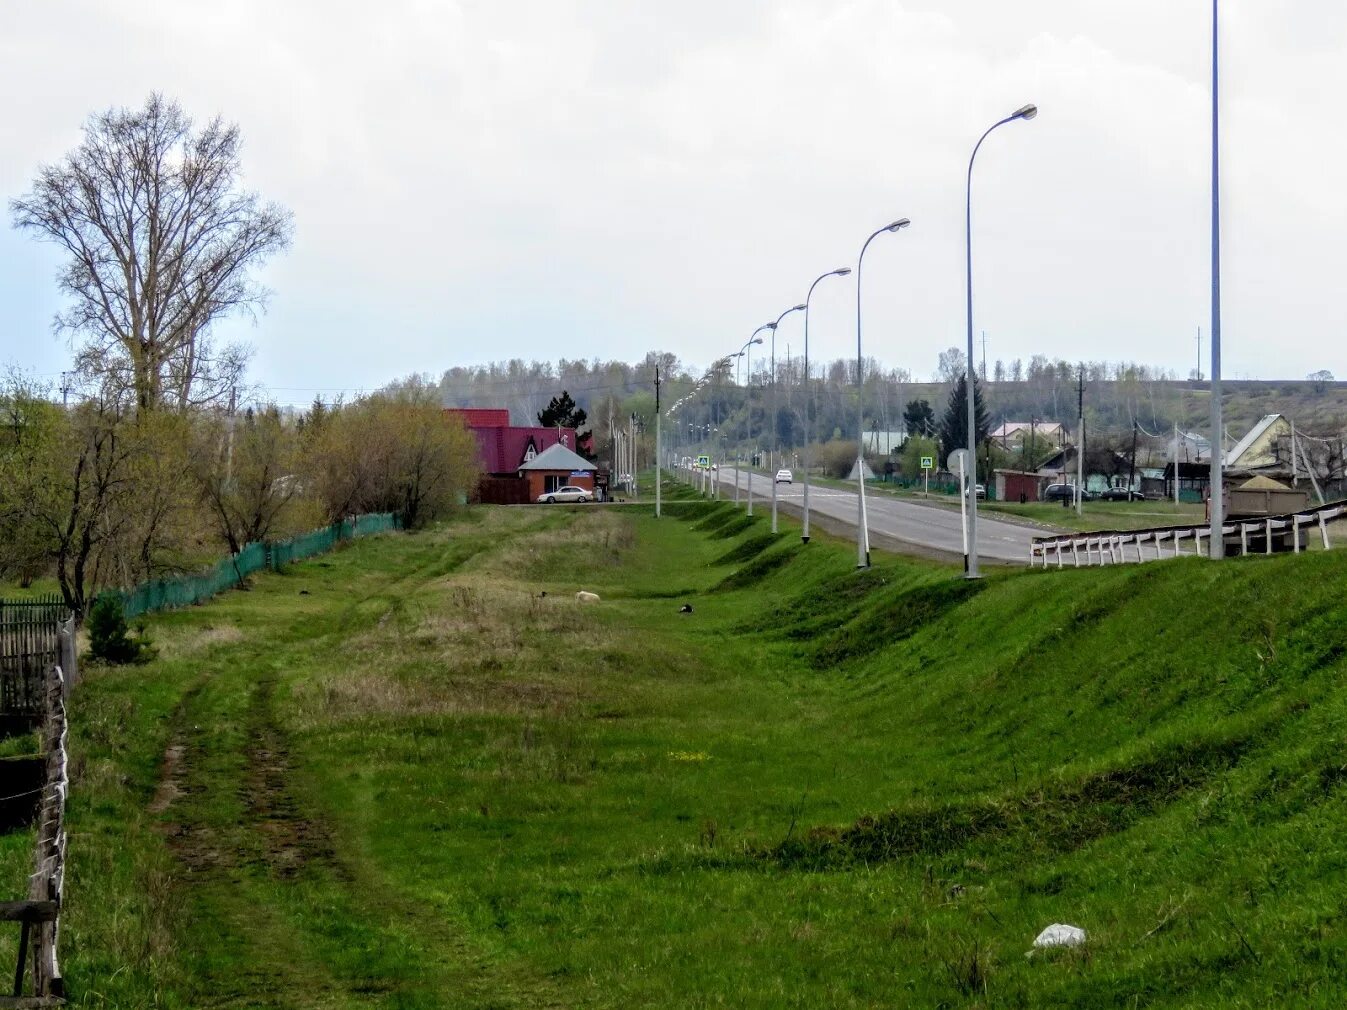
[88,593,146,664]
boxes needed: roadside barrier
[1030,500,1346,568]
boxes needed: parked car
[537,486,591,504]
[1098,487,1145,501]
[974,483,987,501]
[775,469,793,483]
[1044,483,1093,502]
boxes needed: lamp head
[750,337,763,345]
[791,303,807,312]
[833,267,852,277]
[1014,104,1038,121]
[888,217,911,232]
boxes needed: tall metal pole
[768,305,805,535]
[734,353,742,506]
[1075,364,1085,516]
[854,219,910,568]
[964,104,1037,578]
[802,267,851,544]
[654,364,662,518]
[744,327,769,518]
[1208,0,1226,558]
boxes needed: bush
[88,593,149,664]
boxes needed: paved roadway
[685,467,1044,565]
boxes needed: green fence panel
[120,512,399,618]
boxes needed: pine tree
[537,390,594,459]
[937,375,990,471]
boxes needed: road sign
[946,449,972,475]
[920,455,933,470]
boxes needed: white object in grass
[1033,924,1087,948]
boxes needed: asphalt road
[686,467,1042,565]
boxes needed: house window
[545,474,565,493]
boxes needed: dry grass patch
[471,510,637,581]
[155,623,245,659]
[300,670,579,724]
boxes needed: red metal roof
[445,407,510,428]
[468,424,580,475]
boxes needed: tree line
[0,373,478,617]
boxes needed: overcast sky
[3,2,1345,404]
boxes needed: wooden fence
[0,659,68,1006]
[1030,501,1347,568]
[0,601,74,731]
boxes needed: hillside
[46,493,1347,1007]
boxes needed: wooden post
[1320,512,1331,550]
[1265,519,1273,556]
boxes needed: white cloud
[2,0,1346,396]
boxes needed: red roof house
[445,408,580,478]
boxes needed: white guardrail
[1030,502,1346,568]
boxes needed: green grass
[981,499,1207,531]
[34,489,1347,1007]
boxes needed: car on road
[775,469,793,483]
[1044,483,1094,502]
[1098,487,1145,501]
[537,486,591,504]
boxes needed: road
[684,467,1044,565]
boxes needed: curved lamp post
[802,266,852,543]
[854,217,910,568]
[728,351,745,504]
[964,103,1036,578]
[742,330,768,516]
[768,304,806,534]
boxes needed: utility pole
[629,412,638,498]
[1196,326,1202,382]
[1128,419,1138,493]
[1173,422,1181,504]
[59,371,72,408]
[654,365,661,518]
[1075,364,1085,516]
[981,331,987,381]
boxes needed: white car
[775,469,793,484]
[537,486,590,504]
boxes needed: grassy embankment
[15,487,1347,1007]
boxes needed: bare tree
[936,347,967,384]
[11,94,292,412]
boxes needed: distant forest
[435,352,1347,469]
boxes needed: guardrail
[1030,501,1346,568]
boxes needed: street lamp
[1208,0,1225,558]
[768,304,806,534]
[802,266,852,543]
[741,331,767,515]
[728,351,745,504]
[854,217,911,568]
[963,102,1036,578]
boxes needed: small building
[518,443,598,501]
[1223,413,1302,482]
[993,469,1043,503]
[445,407,583,504]
[1163,461,1211,502]
[991,420,1064,448]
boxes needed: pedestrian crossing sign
[920,455,933,470]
